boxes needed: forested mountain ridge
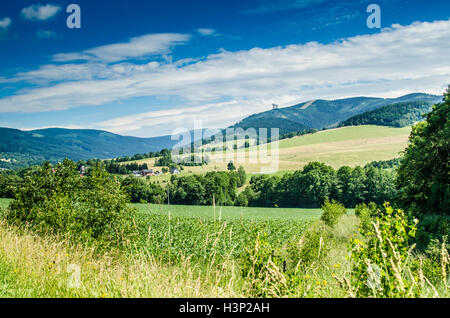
[231,93,442,135]
[0,128,180,169]
[338,100,437,128]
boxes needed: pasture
[123,125,410,174]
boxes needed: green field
[136,203,325,221]
[0,198,325,221]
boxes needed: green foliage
[286,223,331,271]
[120,176,167,204]
[365,158,402,169]
[4,160,137,248]
[355,202,379,233]
[241,229,287,297]
[396,86,450,216]
[242,163,396,209]
[167,171,239,206]
[237,166,246,187]
[227,161,236,171]
[414,214,450,251]
[339,101,436,128]
[320,199,347,227]
[349,205,419,297]
[0,172,23,198]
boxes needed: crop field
[124,125,411,174]
[0,198,323,222]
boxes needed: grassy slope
[124,125,411,174]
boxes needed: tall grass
[0,220,242,298]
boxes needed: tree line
[236,162,397,208]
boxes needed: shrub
[414,214,450,251]
[241,229,287,297]
[355,202,379,233]
[285,223,331,271]
[320,199,347,227]
[5,160,137,249]
[348,204,419,297]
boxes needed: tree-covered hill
[0,128,180,169]
[338,101,437,128]
[231,93,441,136]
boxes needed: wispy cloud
[21,4,61,21]
[242,0,327,14]
[196,28,216,36]
[36,30,58,39]
[52,33,191,63]
[0,17,11,29]
[0,19,449,135]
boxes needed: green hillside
[339,101,435,127]
[231,93,441,135]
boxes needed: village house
[141,169,154,177]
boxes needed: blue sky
[0,0,449,137]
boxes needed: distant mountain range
[0,93,443,169]
[0,128,183,169]
[231,93,442,135]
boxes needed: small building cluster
[131,168,180,178]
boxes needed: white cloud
[197,28,216,36]
[0,19,449,135]
[52,33,191,63]
[36,30,57,39]
[21,4,61,21]
[0,17,11,29]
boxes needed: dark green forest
[339,101,435,128]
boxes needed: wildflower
[322,280,327,287]
[333,264,341,268]
[305,275,310,279]
[65,253,69,257]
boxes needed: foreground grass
[0,220,243,298]
[0,217,354,298]
[1,200,446,298]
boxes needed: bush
[285,223,331,271]
[320,199,346,227]
[349,205,419,297]
[5,160,137,249]
[240,228,287,297]
[414,214,450,251]
[355,202,379,232]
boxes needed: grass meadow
[124,125,410,175]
